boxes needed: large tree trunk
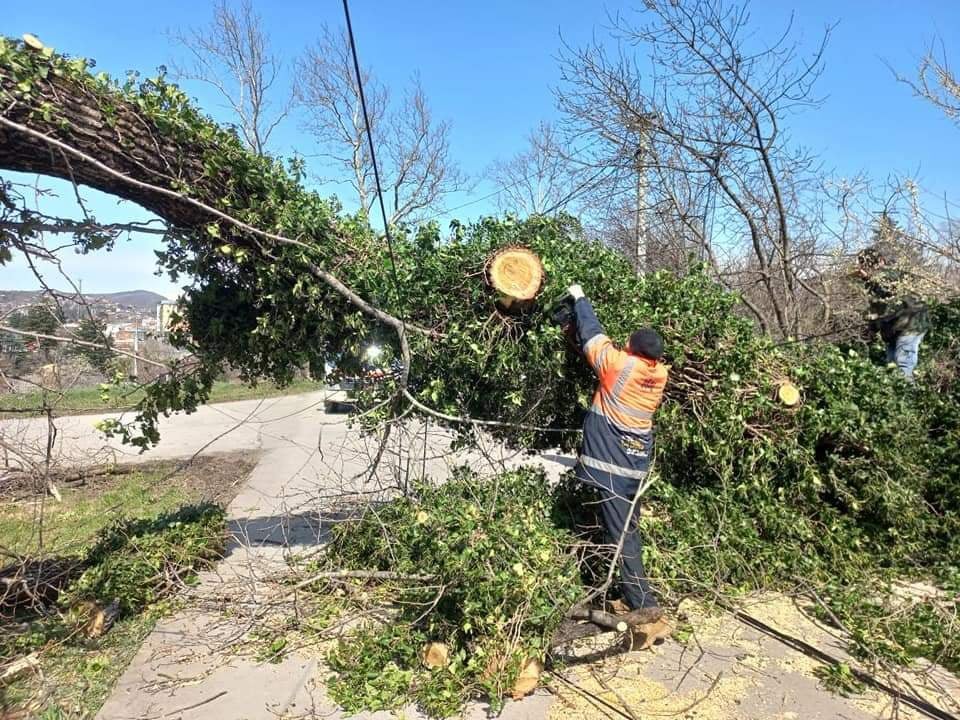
[0,66,215,228]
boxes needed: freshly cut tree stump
[487,247,545,311]
[778,381,801,407]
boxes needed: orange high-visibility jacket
[573,297,668,487]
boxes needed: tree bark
[0,57,420,374]
[0,70,216,228]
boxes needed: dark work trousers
[576,466,659,611]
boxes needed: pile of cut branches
[309,468,580,717]
[1,505,226,666]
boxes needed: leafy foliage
[61,504,226,613]
[7,303,64,361]
[320,468,581,716]
[2,504,226,660]
[69,317,115,373]
[321,271,960,713]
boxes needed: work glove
[568,284,585,301]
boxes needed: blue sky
[4,0,960,296]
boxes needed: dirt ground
[547,593,960,720]
[143,451,261,507]
[0,451,260,505]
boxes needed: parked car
[323,346,401,414]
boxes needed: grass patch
[0,457,251,718]
[2,613,156,719]
[0,472,195,557]
[0,378,322,418]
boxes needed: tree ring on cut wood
[777,381,801,407]
[486,247,544,310]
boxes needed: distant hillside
[94,290,169,309]
[0,289,169,311]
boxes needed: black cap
[629,329,663,360]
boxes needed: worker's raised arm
[568,284,625,378]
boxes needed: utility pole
[132,316,139,379]
[629,112,656,276]
[634,147,646,275]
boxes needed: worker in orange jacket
[568,283,668,629]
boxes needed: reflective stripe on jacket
[573,297,667,487]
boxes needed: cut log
[778,381,801,407]
[567,606,629,633]
[511,657,543,699]
[0,653,39,684]
[21,34,44,51]
[422,642,449,669]
[549,609,630,648]
[486,247,544,310]
[550,619,610,646]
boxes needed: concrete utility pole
[132,316,139,379]
[629,112,656,276]
[634,147,646,276]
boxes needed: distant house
[107,323,146,350]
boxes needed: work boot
[606,599,662,625]
[625,617,672,651]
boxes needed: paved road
[2,391,362,468]
[2,389,570,476]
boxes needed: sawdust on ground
[547,592,960,720]
[549,661,753,720]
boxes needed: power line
[341,0,407,324]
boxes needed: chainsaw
[548,292,582,355]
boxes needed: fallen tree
[2,36,959,716]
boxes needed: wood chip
[512,657,543,699]
[422,642,449,669]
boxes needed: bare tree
[556,0,834,336]
[296,25,467,226]
[896,41,960,127]
[892,42,960,282]
[488,121,603,216]
[169,0,289,156]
